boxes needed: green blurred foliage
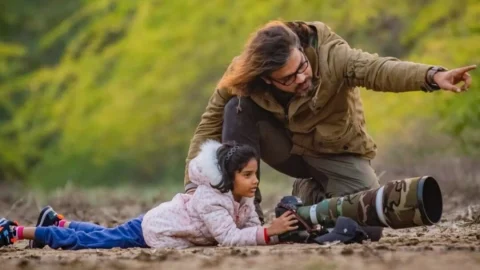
[0,0,478,187]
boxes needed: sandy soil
[1,188,480,270]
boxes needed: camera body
[274,196,328,243]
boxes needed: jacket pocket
[313,113,357,150]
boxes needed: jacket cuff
[420,66,448,92]
[418,65,448,92]
[256,227,280,245]
[256,227,267,245]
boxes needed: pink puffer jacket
[141,140,270,249]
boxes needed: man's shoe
[0,218,18,247]
[29,206,64,249]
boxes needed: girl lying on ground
[0,140,298,250]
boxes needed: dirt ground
[1,184,480,270]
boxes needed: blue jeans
[34,215,147,250]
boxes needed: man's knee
[222,97,259,146]
[224,96,240,116]
[224,96,256,118]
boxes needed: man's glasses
[269,52,309,86]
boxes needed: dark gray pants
[222,97,381,236]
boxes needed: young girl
[0,140,298,250]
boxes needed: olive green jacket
[184,21,436,191]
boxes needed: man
[183,20,475,226]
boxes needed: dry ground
[1,184,479,270]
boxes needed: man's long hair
[217,21,304,96]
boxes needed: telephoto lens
[275,176,443,244]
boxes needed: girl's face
[232,158,259,202]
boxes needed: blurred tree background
[0,0,478,190]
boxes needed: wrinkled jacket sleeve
[243,204,262,228]
[312,22,436,92]
[195,200,266,246]
[184,86,234,192]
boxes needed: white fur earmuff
[194,140,223,186]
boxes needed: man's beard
[295,79,313,97]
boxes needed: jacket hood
[188,140,223,186]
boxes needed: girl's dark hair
[211,141,259,193]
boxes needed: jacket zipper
[284,98,295,123]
